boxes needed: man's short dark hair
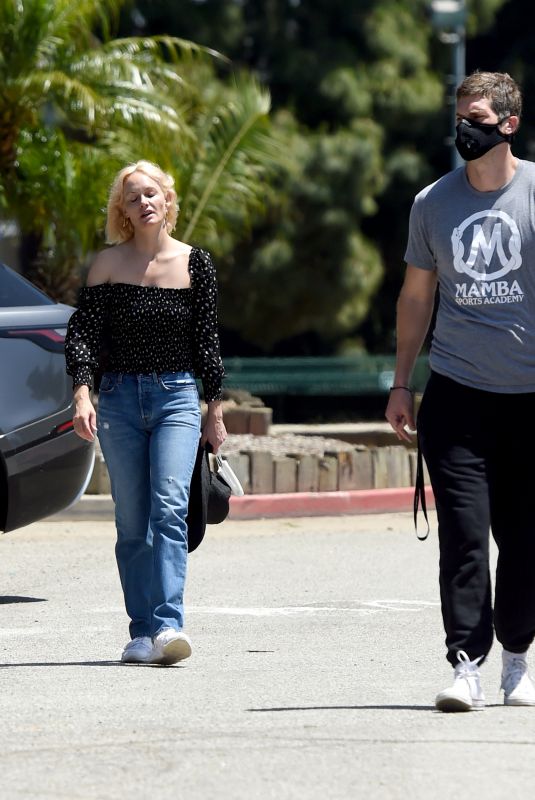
[456,71,522,119]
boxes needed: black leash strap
[413,437,430,541]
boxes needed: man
[386,71,535,712]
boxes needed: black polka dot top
[65,247,224,401]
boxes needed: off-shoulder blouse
[65,247,224,402]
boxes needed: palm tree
[3,2,199,168]
[0,0,282,301]
[0,5,233,286]
[178,74,283,250]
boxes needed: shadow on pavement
[0,660,187,668]
[0,596,47,604]
[248,704,434,712]
[0,660,119,668]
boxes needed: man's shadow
[248,704,434,712]
[0,595,47,604]
[0,660,186,668]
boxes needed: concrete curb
[51,487,434,522]
[228,486,435,519]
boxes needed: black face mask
[455,117,513,162]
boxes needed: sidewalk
[51,486,435,521]
[3,511,527,800]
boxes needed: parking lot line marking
[188,601,439,616]
[83,600,439,618]
[0,626,111,636]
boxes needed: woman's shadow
[0,595,117,667]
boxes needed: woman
[65,160,226,665]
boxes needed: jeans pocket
[99,374,117,393]
[159,376,197,392]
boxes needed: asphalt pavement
[1,512,534,799]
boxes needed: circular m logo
[451,209,522,281]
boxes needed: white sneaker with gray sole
[150,629,192,665]
[501,650,535,706]
[435,650,485,712]
[121,636,153,664]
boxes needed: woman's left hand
[201,402,227,454]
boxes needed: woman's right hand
[73,385,98,441]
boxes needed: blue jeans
[97,372,201,639]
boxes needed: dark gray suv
[0,263,94,531]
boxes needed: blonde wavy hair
[105,160,179,244]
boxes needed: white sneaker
[121,636,153,664]
[435,650,486,712]
[150,628,192,665]
[501,650,535,706]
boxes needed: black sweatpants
[418,371,535,666]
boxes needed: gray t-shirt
[405,159,535,392]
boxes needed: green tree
[0,0,201,292]
[467,0,535,153]
[124,0,509,354]
[0,0,280,302]
[175,70,281,253]
[124,1,440,351]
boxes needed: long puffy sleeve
[190,249,225,402]
[65,284,111,389]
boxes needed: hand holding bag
[186,443,236,552]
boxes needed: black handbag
[186,443,231,552]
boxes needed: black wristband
[389,385,413,393]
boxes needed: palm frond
[109,94,183,131]
[181,77,280,242]
[0,0,57,77]
[70,50,189,90]
[50,0,123,44]
[98,35,226,64]
[18,71,101,124]
[0,1,119,76]
[1,1,284,301]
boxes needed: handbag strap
[414,436,430,541]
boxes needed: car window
[0,263,54,307]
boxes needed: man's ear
[504,115,520,134]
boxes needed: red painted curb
[228,486,434,519]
